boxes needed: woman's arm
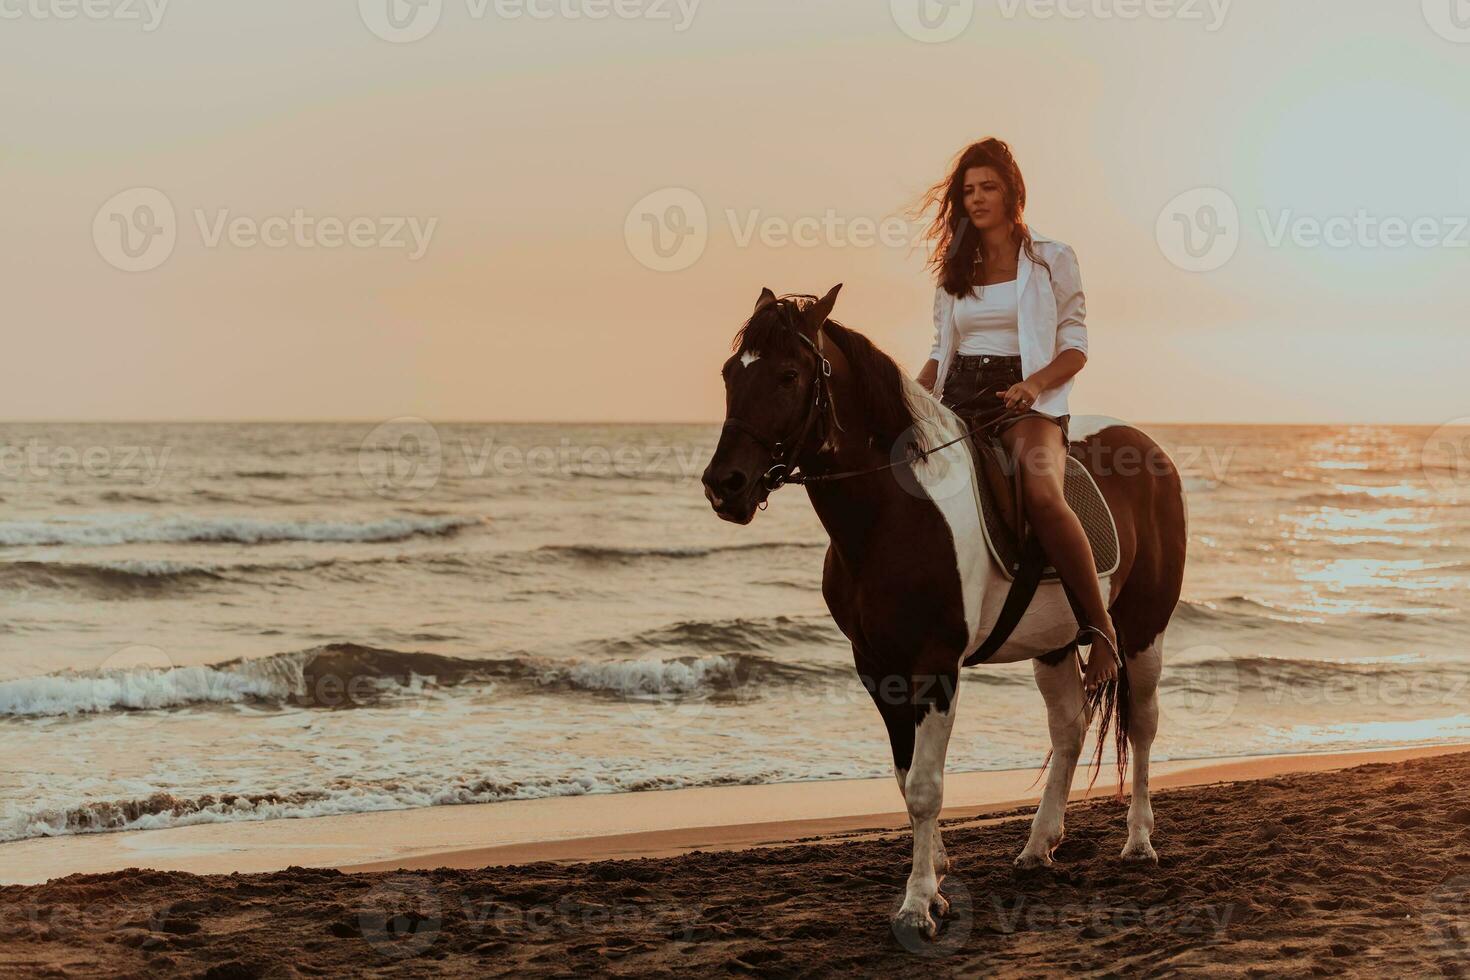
[916,286,947,392]
[999,245,1093,411]
[1030,244,1089,393]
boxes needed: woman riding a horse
[916,137,1120,695]
[702,137,1187,942]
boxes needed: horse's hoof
[1013,852,1054,871]
[930,890,951,917]
[1120,841,1158,864]
[892,902,938,941]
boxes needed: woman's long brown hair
[917,138,1050,297]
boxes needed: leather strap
[964,532,1048,667]
[962,529,1095,668]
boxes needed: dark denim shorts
[941,354,1070,446]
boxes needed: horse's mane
[732,295,950,455]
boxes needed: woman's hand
[916,360,939,394]
[999,378,1044,411]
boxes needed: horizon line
[0,418,1454,428]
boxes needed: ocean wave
[1290,490,1452,509]
[0,645,498,719]
[588,614,843,659]
[0,636,849,720]
[0,769,781,843]
[0,560,227,597]
[537,541,826,563]
[0,556,394,598]
[1164,653,1470,701]
[1175,595,1458,628]
[0,653,310,718]
[0,514,483,547]
[96,490,165,504]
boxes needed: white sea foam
[0,769,800,843]
[0,656,309,718]
[0,514,482,547]
[558,655,739,697]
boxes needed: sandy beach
[3,744,1468,977]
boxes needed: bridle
[720,301,1016,503]
[719,325,834,498]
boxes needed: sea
[1,420,1467,845]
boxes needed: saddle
[959,414,1120,582]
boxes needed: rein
[721,310,1017,497]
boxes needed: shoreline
[2,742,1464,887]
[5,746,1469,976]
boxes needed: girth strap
[963,531,1094,668]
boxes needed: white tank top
[954,280,1020,356]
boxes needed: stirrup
[1075,625,1120,666]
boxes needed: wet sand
[2,745,1469,976]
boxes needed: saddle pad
[964,440,1121,583]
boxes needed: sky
[2,0,1467,424]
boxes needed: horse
[701,285,1188,940]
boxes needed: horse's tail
[1024,626,1131,798]
[1083,622,1130,800]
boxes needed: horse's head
[702,284,842,524]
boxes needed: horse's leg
[1016,651,1090,868]
[859,653,917,803]
[893,661,960,937]
[1121,634,1163,862]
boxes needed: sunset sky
[3,0,1467,424]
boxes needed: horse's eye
[781,370,799,385]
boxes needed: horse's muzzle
[702,464,764,524]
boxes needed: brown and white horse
[702,286,1188,939]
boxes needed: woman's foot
[1079,618,1119,696]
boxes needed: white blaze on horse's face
[739,350,761,368]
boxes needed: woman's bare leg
[998,418,1118,692]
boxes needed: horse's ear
[801,283,842,337]
[754,287,778,315]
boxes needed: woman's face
[962,166,1010,232]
